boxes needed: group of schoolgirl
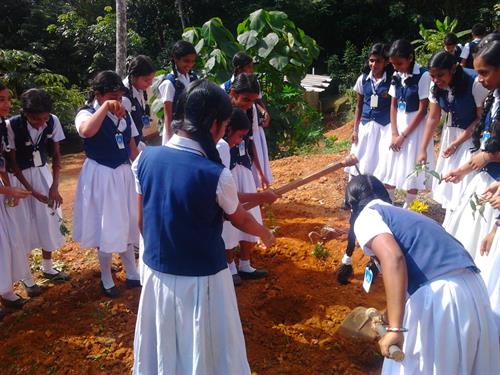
[342,30,500,354]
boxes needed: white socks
[98,251,115,289]
[122,245,140,281]
[403,193,417,209]
[239,259,256,273]
[41,258,58,275]
[22,275,36,288]
[342,254,352,266]
[227,261,238,275]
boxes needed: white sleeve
[353,74,364,95]
[353,206,393,252]
[49,115,66,142]
[388,75,397,98]
[75,109,93,138]
[158,79,175,103]
[131,152,142,194]
[460,43,470,59]
[472,78,490,107]
[428,82,438,103]
[122,96,132,113]
[128,114,139,137]
[216,140,231,169]
[418,71,431,100]
[216,168,239,215]
[5,120,15,150]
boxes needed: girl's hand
[32,191,49,204]
[390,135,404,152]
[259,173,270,189]
[488,195,500,210]
[260,189,281,204]
[48,186,63,209]
[262,111,270,128]
[3,186,31,200]
[480,230,496,256]
[351,131,358,145]
[469,152,489,171]
[480,181,500,202]
[443,168,466,183]
[416,150,427,165]
[260,229,275,249]
[105,100,126,119]
[378,332,404,359]
[442,143,458,158]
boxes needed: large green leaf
[257,32,279,58]
[269,54,289,71]
[182,28,197,44]
[267,11,288,30]
[237,30,258,49]
[248,9,269,33]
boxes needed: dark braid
[471,91,496,152]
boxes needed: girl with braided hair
[132,79,274,374]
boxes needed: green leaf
[257,32,280,58]
[470,199,476,211]
[267,11,288,30]
[194,39,205,54]
[248,9,269,33]
[269,54,289,71]
[182,28,197,44]
[237,30,258,49]
[205,56,216,72]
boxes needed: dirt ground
[0,123,394,375]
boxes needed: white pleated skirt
[231,164,262,243]
[381,269,500,375]
[345,120,391,178]
[10,166,64,252]
[251,126,273,188]
[73,159,139,253]
[443,172,500,259]
[432,126,477,210]
[379,111,434,191]
[133,264,251,375]
[0,200,31,294]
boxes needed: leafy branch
[469,192,486,221]
[407,162,443,185]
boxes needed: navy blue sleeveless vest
[165,72,197,115]
[465,40,480,69]
[229,108,254,170]
[436,68,477,129]
[124,86,148,146]
[9,114,55,170]
[361,73,391,125]
[368,202,478,295]
[81,107,132,169]
[137,146,226,276]
[393,67,427,113]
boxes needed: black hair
[231,73,260,95]
[232,52,254,76]
[472,23,487,37]
[346,175,392,222]
[171,40,196,79]
[0,81,6,92]
[478,33,500,50]
[21,88,52,114]
[86,70,126,104]
[172,79,232,164]
[471,39,500,152]
[428,51,467,98]
[444,33,459,46]
[389,39,415,74]
[361,43,394,78]
[127,55,155,77]
[228,107,251,132]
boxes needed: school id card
[362,266,374,293]
[370,94,379,108]
[32,150,43,167]
[115,133,125,149]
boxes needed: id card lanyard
[110,116,127,150]
[27,124,46,167]
[370,79,379,109]
[397,84,407,112]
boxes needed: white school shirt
[216,138,231,169]
[74,101,139,139]
[388,63,431,100]
[158,71,191,103]
[460,38,481,60]
[6,113,66,150]
[123,76,147,110]
[428,77,490,124]
[492,89,500,120]
[132,134,239,215]
[353,199,394,257]
[353,71,387,95]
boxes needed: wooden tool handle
[366,308,405,362]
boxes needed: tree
[115,0,127,76]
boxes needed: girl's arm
[393,98,429,152]
[79,100,125,138]
[8,150,46,203]
[250,139,268,188]
[443,106,483,158]
[162,101,173,143]
[417,101,441,163]
[48,141,63,208]
[366,233,407,356]
[0,170,31,202]
[480,222,498,256]
[352,93,363,144]
[255,102,270,128]
[227,204,274,248]
[137,194,143,235]
[389,98,400,151]
[129,138,139,161]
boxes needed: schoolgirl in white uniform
[418,51,488,221]
[158,40,197,144]
[0,82,33,314]
[222,52,273,188]
[216,108,279,285]
[123,55,155,151]
[378,39,433,208]
[132,80,274,375]
[460,23,487,69]
[348,175,500,375]
[73,71,140,297]
[347,43,393,179]
[7,89,69,288]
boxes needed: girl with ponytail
[158,40,197,144]
[132,79,274,374]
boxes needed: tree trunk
[175,0,186,29]
[116,0,127,77]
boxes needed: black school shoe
[21,282,43,297]
[336,264,353,285]
[238,268,268,280]
[101,282,120,298]
[0,308,6,321]
[125,279,141,289]
[42,269,71,282]
[232,273,243,287]
[0,295,28,309]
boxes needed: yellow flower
[409,199,429,214]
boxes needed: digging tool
[366,307,405,362]
[242,155,358,211]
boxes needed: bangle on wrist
[385,326,408,333]
[401,132,407,138]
